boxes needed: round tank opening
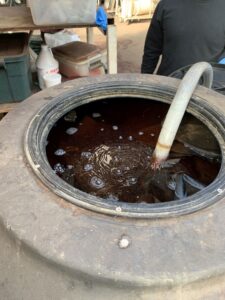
[25,80,225,218]
[46,98,221,205]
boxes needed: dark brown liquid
[46,98,221,204]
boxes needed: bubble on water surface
[84,164,93,172]
[66,127,78,135]
[138,131,144,136]
[128,136,133,141]
[54,149,66,156]
[53,163,65,174]
[112,125,119,130]
[112,168,123,176]
[126,177,137,185]
[90,176,105,189]
[92,113,101,118]
[114,156,119,162]
[124,166,130,171]
[81,151,92,159]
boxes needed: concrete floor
[75,18,150,74]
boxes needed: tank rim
[25,80,225,218]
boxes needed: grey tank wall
[0,74,225,299]
[1,219,225,300]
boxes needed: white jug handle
[49,47,54,57]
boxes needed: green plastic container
[0,33,32,103]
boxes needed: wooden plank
[0,102,18,113]
[0,6,114,32]
[0,7,33,31]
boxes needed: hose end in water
[151,143,170,170]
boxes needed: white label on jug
[38,68,59,90]
[49,68,59,74]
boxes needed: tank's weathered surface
[1,74,225,299]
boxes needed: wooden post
[115,0,120,15]
[107,24,117,74]
[86,27,94,44]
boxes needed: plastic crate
[0,33,32,103]
[28,0,97,26]
[52,41,107,78]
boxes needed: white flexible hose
[151,62,213,169]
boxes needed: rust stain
[156,142,171,150]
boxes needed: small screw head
[116,206,122,212]
[118,235,131,249]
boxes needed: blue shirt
[96,6,108,31]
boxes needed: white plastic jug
[36,44,59,89]
[43,73,62,88]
